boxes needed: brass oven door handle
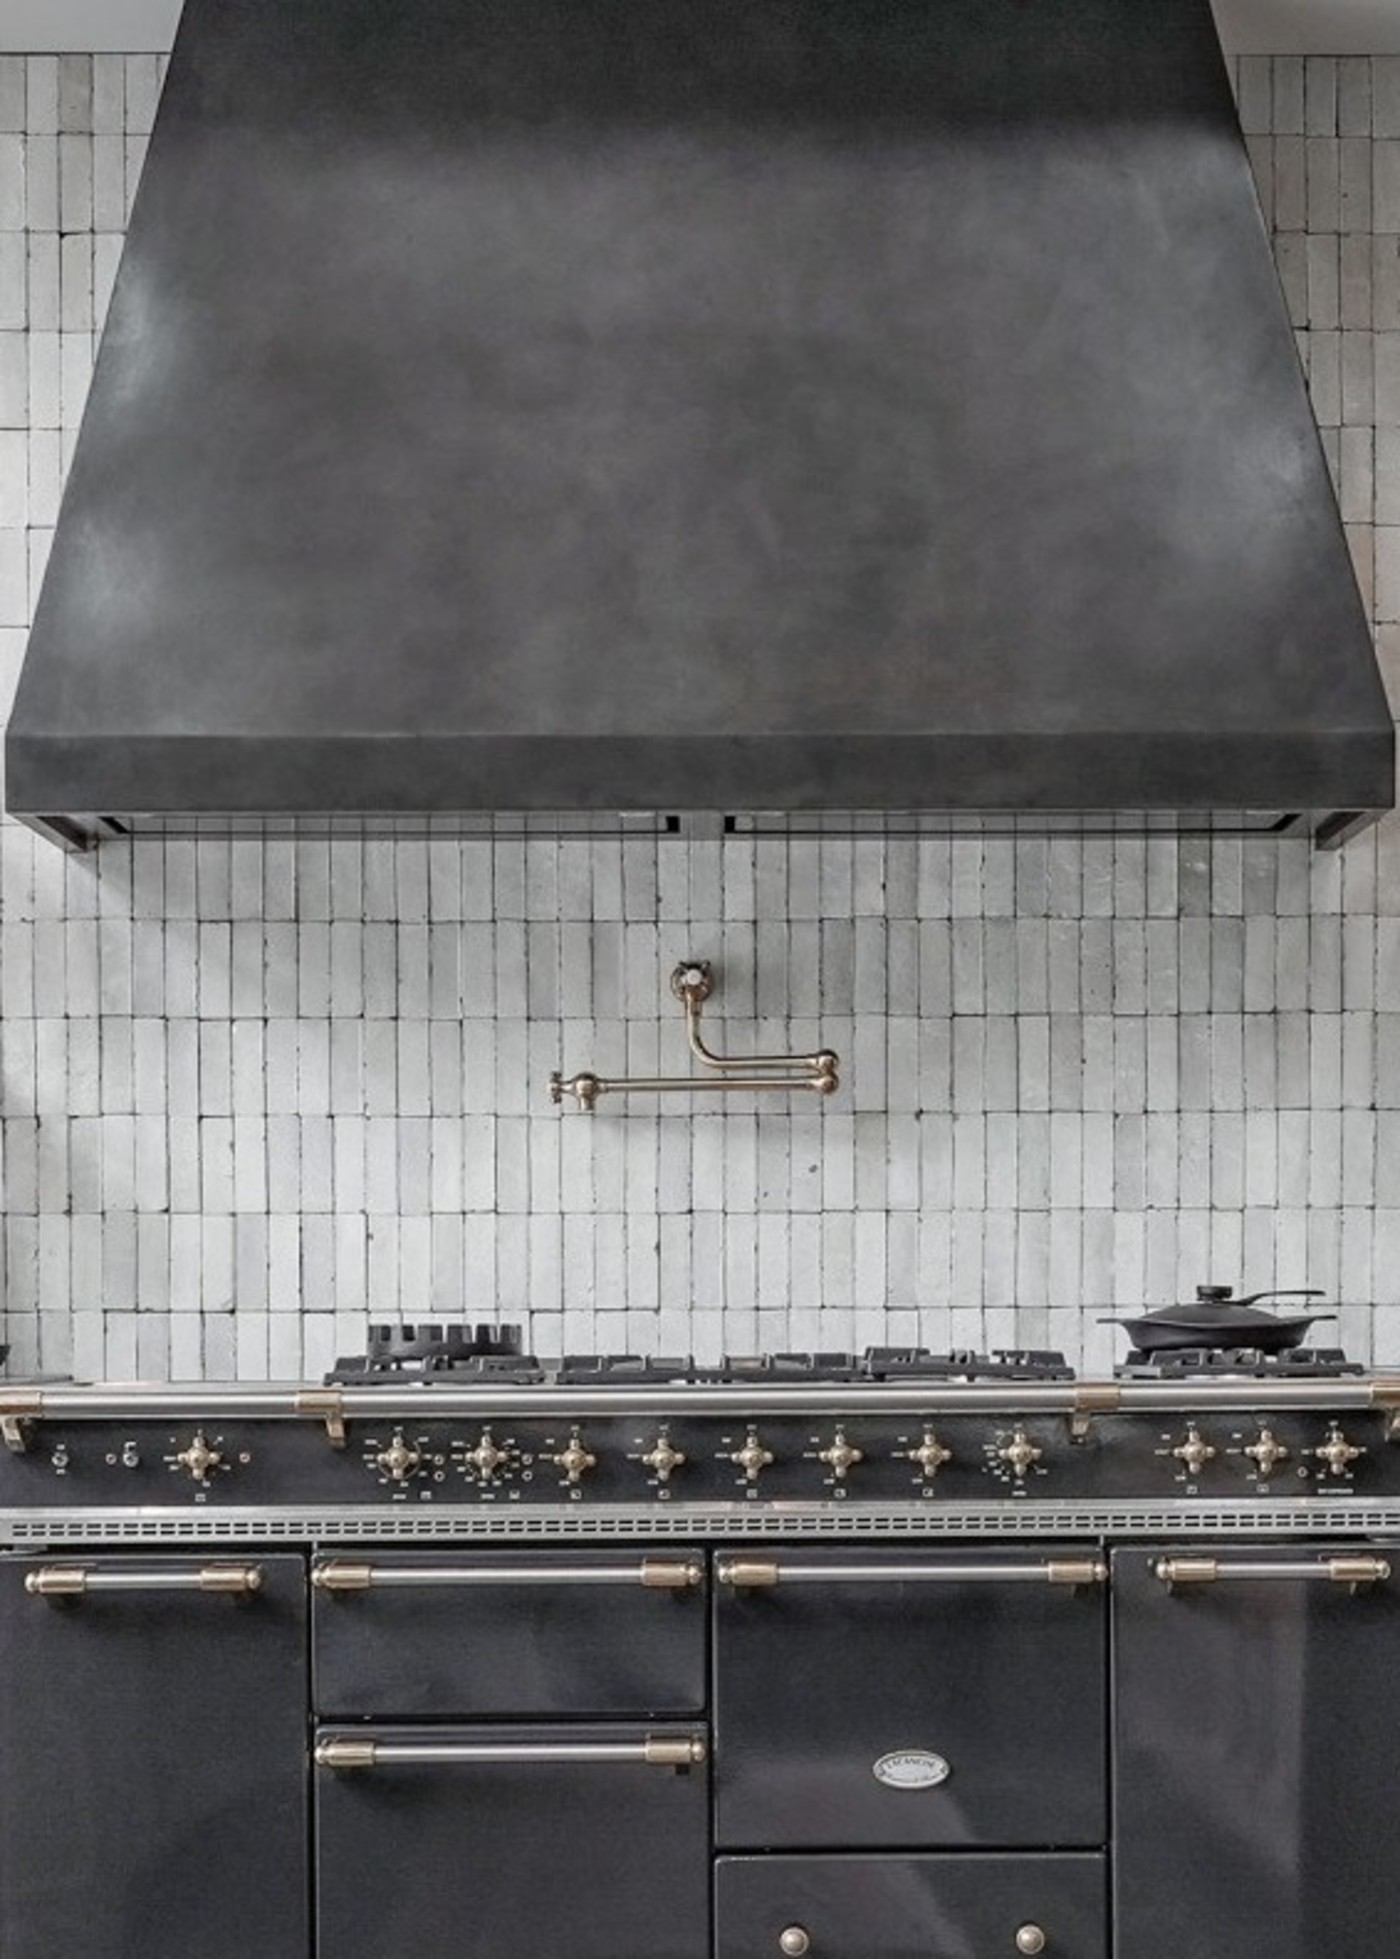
[1154,1556,1390,1590]
[24,1564,263,1598]
[315,1735,707,1771]
[312,1557,703,1592]
[717,1559,1107,1588]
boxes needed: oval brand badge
[872,1749,951,1790]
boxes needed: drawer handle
[24,1564,263,1599]
[1155,1556,1390,1592]
[717,1559,1106,1589]
[314,1734,707,1771]
[779,1930,811,1957]
[312,1557,703,1593]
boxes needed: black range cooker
[2,1311,1400,1959]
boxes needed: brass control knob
[1243,1428,1289,1478]
[465,1430,508,1480]
[729,1430,775,1483]
[1015,1927,1047,1956]
[905,1430,953,1478]
[1313,1424,1364,1478]
[817,1429,864,1480]
[778,1929,811,1957]
[998,1427,1043,1480]
[375,1430,422,1483]
[1172,1425,1216,1477]
[553,1433,597,1485]
[175,1431,225,1483]
[641,1434,687,1483]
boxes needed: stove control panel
[0,1407,1396,1507]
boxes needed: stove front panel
[1,1404,1396,1515]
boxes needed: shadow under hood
[5,0,1394,848]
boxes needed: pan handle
[1233,1289,1327,1306]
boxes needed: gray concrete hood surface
[5,0,1394,848]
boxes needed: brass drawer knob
[779,1928,811,1956]
[1015,1926,1047,1955]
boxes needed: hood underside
[6,0,1394,848]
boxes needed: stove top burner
[327,1323,544,1387]
[327,1333,1076,1388]
[865,1347,1075,1382]
[1116,1346,1365,1380]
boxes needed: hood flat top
[7,0,1394,838]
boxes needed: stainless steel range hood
[6,0,1394,849]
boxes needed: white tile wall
[0,53,1398,1380]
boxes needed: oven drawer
[316,1722,709,1958]
[311,1547,706,1716]
[715,1546,1107,1848]
[716,1852,1106,1958]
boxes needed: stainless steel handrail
[8,1378,1398,1421]
[315,1735,707,1771]
[24,1563,263,1597]
[1154,1556,1390,1590]
[717,1557,1107,1588]
[312,1557,703,1592]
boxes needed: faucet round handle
[670,959,714,1002]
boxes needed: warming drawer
[315,1722,709,1959]
[716,1853,1107,1959]
[311,1547,707,1717]
[714,1546,1108,1849]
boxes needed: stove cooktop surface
[324,1322,1373,1387]
[325,1327,1079,1387]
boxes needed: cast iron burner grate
[864,1348,1075,1382]
[1116,1346,1365,1380]
[327,1322,545,1386]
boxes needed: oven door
[717,1852,1107,1958]
[714,1545,1107,1848]
[315,1722,709,1958]
[1113,1542,1400,1959]
[0,1553,307,1959]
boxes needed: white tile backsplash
[0,54,1398,1378]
